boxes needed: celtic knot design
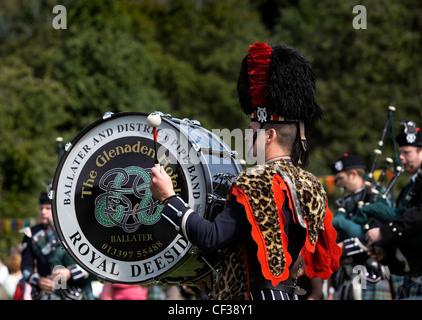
[94,166,162,233]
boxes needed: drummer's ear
[267,128,277,144]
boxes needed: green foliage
[272,0,422,174]
[0,57,70,217]
[50,0,171,131]
[123,0,267,129]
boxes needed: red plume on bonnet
[247,43,272,109]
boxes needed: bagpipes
[31,136,85,300]
[337,107,404,261]
[358,106,402,210]
[335,106,403,236]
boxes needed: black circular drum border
[51,112,212,284]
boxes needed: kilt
[390,274,422,299]
[361,280,392,300]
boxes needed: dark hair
[39,192,51,205]
[262,122,309,166]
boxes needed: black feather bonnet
[237,43,323,125]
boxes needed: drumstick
[147,113,162,168]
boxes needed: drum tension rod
[200,256,221,285]
[213,173,235,191]
[207,194,226,204]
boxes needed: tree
[50,0,171,131]
[272,0,422,175]
[0,57,71,217]
[123,0,269,130]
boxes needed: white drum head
[52,112,209,284]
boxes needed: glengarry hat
[331,154,367,174]
[396,121,422,147]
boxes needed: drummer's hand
[150,165,175,202]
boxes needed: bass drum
[51,111,242,285]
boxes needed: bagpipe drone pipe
[334,106,404,241]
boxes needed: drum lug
[102,111,114,120]
[151,110,172,119]
[231,150,239,158]
[200,148,236,159]
[180,117,201,126]
[207,193,227,204]
[213,172,235,182]
[192,143,201,152]
[158,112,173,119]
[64,142,72,152]
[207,193,215,204]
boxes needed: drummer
[150,43,341,300]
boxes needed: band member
[21,192,94,300]
[360,122,421,223]
[331,154,372,240]
[365,122,422,298]
[330,154,392,300]
[150,43,341,300]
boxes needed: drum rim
[51,111,218,284]
[52,112,147,283]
